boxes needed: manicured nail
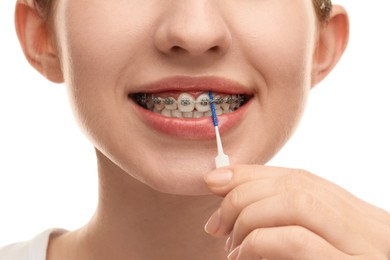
[225,236,232,252]
[204,169,232,186]
[227,245,240,260]
[204,209,221,234]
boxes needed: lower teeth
[131,92,246,118]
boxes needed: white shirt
[0,229,66,260]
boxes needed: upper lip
[128,76,254,95]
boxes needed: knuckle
[223,188,245,212]
[283,226,311,255]
[235,229,266,260]
[238,205,252,222]
[247,228,266,249]
[233,205,252,233]
[287,192,319,215]
[244,227,313,258]
[277,168,312,192]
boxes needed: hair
[313,0,332,22]
[34,0,51,16]
[33,0,55,23]
[34,0,332,23]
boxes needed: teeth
[221,96,231,111]
[171,110,182,118]
[230,95,239,110]
[193,111,204,118]
[195,94,211,112]
[177,93,195,112]
[153,107,161,114]
[145,97,154,110]
[154,97,165,111]
[182,112,193,118]
[212,95,222,110]
[133,92,247,118]
[222,107,232,114]
[215,109,223,116]
[164,97,177,110]
[161,108,172,117]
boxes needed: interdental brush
[208,91,230,168]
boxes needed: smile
[127,76,253,139]
[130,92,249,119]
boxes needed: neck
[52,151,226,260]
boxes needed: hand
[204,165,390,259]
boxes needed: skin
[14,0,390,259]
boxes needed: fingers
[203,165,385,258]
[206,165,390,228]
[204,165,388,239]
[226,192,368,255]
[205,165,357,213]
[228,226,352,260]
[205,189,368,255]
[204,168,355,232]
[203,165,286,196]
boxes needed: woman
[1,0,389,259]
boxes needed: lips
[130,92,249,118]
[127,76,253,139]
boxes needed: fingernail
[227,245,240,260]
[204,209,221,234]
[225,236,232,252]
[204,169,232,186]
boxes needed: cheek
[56,1,157,138]
[226,4,317,160]
[60,1,156,86]
[227,1,316,88]
[53,2,136,165]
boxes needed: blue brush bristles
[208,90,230,168]
[208,91,219,127]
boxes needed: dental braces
[134,94,245,106]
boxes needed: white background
[1,0,390,245]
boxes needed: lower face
[55,0,317,195]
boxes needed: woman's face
[54,0,318,195]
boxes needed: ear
[15,2,64,83]
[311,5,349,87]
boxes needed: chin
[148,175,213,196]
[131,163,215,196]
[114,149,216,195]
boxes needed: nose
[154,1,231,57]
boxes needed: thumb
[204,164,283,196]
[203,167,235,197]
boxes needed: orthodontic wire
[134,94,244,106]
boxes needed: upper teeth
[133,92,245,118]
[195,93,211,112]
[177,93,195,112]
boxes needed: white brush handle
[214,126,230,168]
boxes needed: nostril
[171,45,184,53]
[209,46,220,53]
[170,45,221,55]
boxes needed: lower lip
[130,99,250,139]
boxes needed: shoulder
[0,229,67,260]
